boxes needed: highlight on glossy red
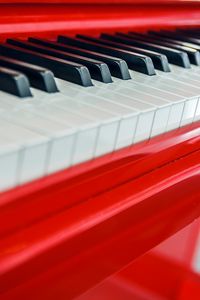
[75,235,200,300]
[0,1,200,39]
[1,0,200,3]
[0,133,200,299]
[0,122,200,239]
[0,1,200,298]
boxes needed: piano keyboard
[0,29,200,191]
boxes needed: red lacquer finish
[0,150,200,299]
[0,0,199,3]
[0,122,200,239]
[0,123,200,299]
[76,244,200,300]
[0,1,200,298]
[74,223,200,300]
[0,2,200,39]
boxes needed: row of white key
[0,63,199,191]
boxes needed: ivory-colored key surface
[0,62,200,192]
[92,66,200,127]
[0,119,49,186]
[0,138,21,190]
[56,79,156,147]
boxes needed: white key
[43,80,162,152]
[0,119,49,186]
[56,79,157,146]
[110,70,198,128]
[0,138,21,191]
[130,70,200,125]
[0,60,199,192]
[4,110,76,174]
[28,90,122,161]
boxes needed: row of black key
[1,28,200,97]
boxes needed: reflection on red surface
[0,1,200,297]
[0,2,200,39]
[0,122,200,299]
[1,122,200,238]
[76,222,200,300]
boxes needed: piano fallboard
[0,1,200,39]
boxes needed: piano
[0,0,200,299]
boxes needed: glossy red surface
[0,0,199,3]
[154,220,200,270]
[1,122,200,239]
[75,223,200,300]
[114,249,200,300]
[0,2,200,39]
[0,1,200,298]
[75,246,200,300]
[0,123,200,299]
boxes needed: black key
[7,39,112,83]
[29,37,131,80]
[0,56,58,92]
[175,28,200,38]
[149,30,200,50]
[176,29,200,42]
[116,32,190,68]
[149,30,187,40]
[0,43,92,87]
[158,30,200,46]
[148,31,200,65]
[77,34,156,75]
[100,33,170,72]
[58,35,156,75]
[127,32,200,66]
[0,67,32,98]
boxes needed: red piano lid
[0,0,199,3]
